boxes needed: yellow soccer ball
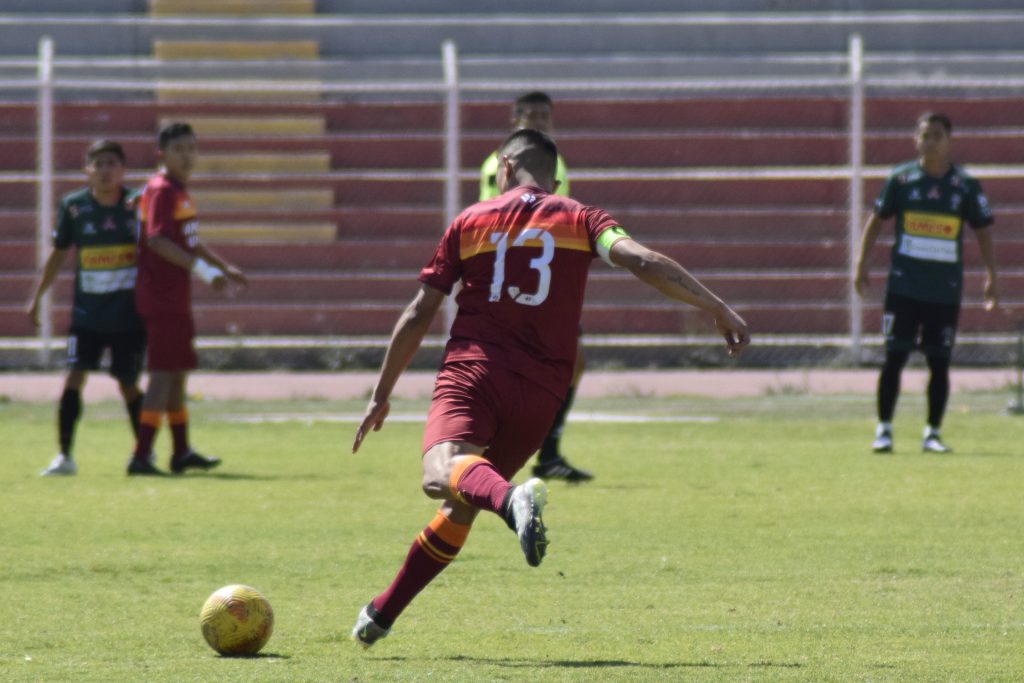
[199,584,274,656]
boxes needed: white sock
[876,422,892,437]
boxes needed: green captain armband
[595,226,631,267]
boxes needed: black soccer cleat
[127,455,166,476]
[532,456,594,483]
[170,450,222,474]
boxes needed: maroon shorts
[422,360,563,479]
[142,312,197,371]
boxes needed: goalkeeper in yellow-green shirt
[478,91,591,482]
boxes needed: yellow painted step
[160,115,325,137]
[156,80,322,103]
[195,153,330,174]
[150,0,315,15]
[201,222,336,243]
[154,40,319,61]
[191,189,333,211]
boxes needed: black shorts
[882,291,959,358]
[66,326,146,384]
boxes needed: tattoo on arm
[668,273,704,298]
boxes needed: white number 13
[488,229,553,306]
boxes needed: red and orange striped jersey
[419,185,619,399]
[135,173,199,317]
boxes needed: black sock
[58,388,82,456]
[877,350,909,423]
[539,385,576,464]
[125,395,143,438]
[926,355,951,428]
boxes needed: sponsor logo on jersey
[927,185,941,200]
[903,211,960,239]
[909,188,921,201]
[79,244,137,270]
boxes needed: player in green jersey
[26,140,146,476]
[854,112,997,454]
[478,91,590,483]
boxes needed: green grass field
[2,388,1023,682]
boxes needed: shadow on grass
[216,652,290,660]
[377,655,804,670]
[147,472,327,481]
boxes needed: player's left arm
[352,284,446,453]
[973,226,998,311]
[194,242,248,288]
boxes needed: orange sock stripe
[140,410,162,428]
[426,510,470,548]
[448,455,488,499]
[415,532,456,564]
[167,409,188,425]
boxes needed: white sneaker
[872,427,893,454]
[41,453,77,476]
[508,478,549,567]
[922,431,952,454]
[351,604,390,649]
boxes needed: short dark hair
[917,112,952,135]
[513,91,554,116]
[158,122,195,149]
[85,139,125,164]
[499,128,558,180]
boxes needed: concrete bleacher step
[194,152,331,174]
[156,81,323,103]
[162,115,326,137]
[200,222,336,243]
[189,189,334,211]
[149,0,315,16]
[153,41,320,61]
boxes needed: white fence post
[36,36,55,367]
[441,40,460,338]
[847,34,865,364]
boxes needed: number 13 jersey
[419,185,621,399]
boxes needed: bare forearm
[372,291,441,402]
[627,250,727,316]
[147,235,195,270]
[194,242,229,271]
[855,214,884,268]
[976,228,997,277]
[31,249,68,301]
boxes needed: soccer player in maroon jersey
[127,122,247,476]
[349,128,749,647]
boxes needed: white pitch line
[215,412,719,425]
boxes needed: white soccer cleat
[40,453,77,476]
[351,604,390,649]
[871,428,893,454]
[922,430,952,454]
[509,478,549,567]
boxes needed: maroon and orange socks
[132,409,162,459]
[167,409,189,456]
[372,510,470,625]
[448,455,512,514]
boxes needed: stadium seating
[1,4,1022,346]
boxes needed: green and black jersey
[53,186,142,333]
[479,151,570,201]
[875,161,993,305]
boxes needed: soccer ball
[199,584,274,656]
